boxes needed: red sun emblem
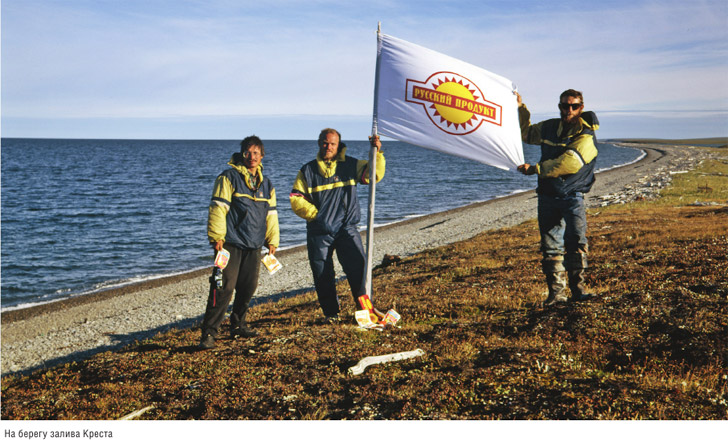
[406,72,502,135]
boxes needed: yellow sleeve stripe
[232,192,275,204]
[307,179,357,194]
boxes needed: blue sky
[2,0,727,140]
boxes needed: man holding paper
[199,135,280,349]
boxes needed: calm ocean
[1,138,640,310]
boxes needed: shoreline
[0,145,647,319]
[1,143,716,375]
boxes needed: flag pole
[365,22,382,299]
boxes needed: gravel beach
[1,143,714,375]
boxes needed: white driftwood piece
[118,405,154,420]
[348,349,425,375]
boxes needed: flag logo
[406,71,503,135]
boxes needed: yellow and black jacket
[289,144,385,235]
[207,153,279,250]
[519,105,599,197]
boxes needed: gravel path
[1,143,715,375]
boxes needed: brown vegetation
[2,157,727,420]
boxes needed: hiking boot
[231,325,258,338]
[570,292,595,302]
[198,334,215,350]
[542,257,569,307]
[566,253,595,301]
[543,291,568,306]
[230,311,257,338]
[543,271,569,306]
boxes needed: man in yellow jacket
[290,129,385,321]
[199,135,279,349]
[516,90,598,306]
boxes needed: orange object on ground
[358,295,382,322]
[358,295,373,312]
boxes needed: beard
[319,148,338,161]
[561,110,582,126]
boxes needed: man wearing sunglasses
[515,89,599,306]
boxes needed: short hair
[318,128,342,147]
[240,135,264,156]
[560,89,584,104]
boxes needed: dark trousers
[307,225,367,317]
[201,244,261,338]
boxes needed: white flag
[374,33,524,170]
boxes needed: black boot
[198,333,215,350]
[542,257,568,306]
[230,312,257,338]
[565,253,595,301]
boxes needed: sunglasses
[559,102,583,110]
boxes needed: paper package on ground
[355,295,401,330]
[382,309,401,325]
[262,253,282,275]
[355,310,383,330]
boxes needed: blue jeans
[538,193,588,258]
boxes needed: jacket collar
[558,114,596,138]
[316,145,347,178]
[228,153,264,189]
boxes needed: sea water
[0,138,640,309]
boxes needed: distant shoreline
[3,138,714,319]
[1,140,649,322]
[4,137,722,321]
[607,137,728,146]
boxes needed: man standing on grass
[516,90,598,305]
[290,129,385,321]
[199,135,279,349]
